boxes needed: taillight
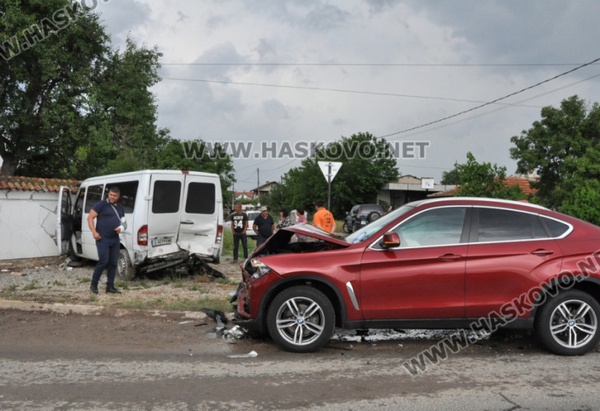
[215,225,223,244]
[138,225,148,246]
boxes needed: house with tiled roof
[427,175,537,198]
[0,168,81,263]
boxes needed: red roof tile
[0,174,80,193]
[428,176,537,198]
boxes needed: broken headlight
[250,258,272,279]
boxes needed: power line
[377,56,600,139]
[162,62,600,67]
[161,77,541,107]
[382,72,600,141]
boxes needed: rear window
[152,181,181,214]
[541,217,570,238]
[185,182,215,214]
[84,184,103,213]
[248,212,260,220]
[104,181,139,214]
[476,208,548,242]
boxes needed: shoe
[90,284,98,294]
[105,287,121,294]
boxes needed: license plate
[151,238,172,247]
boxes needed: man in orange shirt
[313,200,336,234]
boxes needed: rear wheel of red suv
[535,290,600,355]
[267,286,335,353]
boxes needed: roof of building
[252,181,278,191]
[428,176,537,198]
[235,191,255,198]
[0,169,80,192]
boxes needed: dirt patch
[0,255,244,312]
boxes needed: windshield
[345,205,414,244]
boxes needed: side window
[152,181,181,214]
[476,208,548,242]
[185,182,215,214]
[104,181,139,214]
[84,184,103,213]
[394,207,467,247]
[540,216,570,238]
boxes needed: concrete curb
[0,298,209,320]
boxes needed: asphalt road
[1,309,599,411]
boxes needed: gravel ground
[0,255,244,312]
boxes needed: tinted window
[394,207,467,247]
[84,184,103,213]
[476,208,548,242]
[152,181,181,214]
[185,182,215,214]
[541,217,570,238]
[104,181,139,214]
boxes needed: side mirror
[381,231,400,249]
[345,211,349,215]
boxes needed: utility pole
[231,182,235,210]
[257,168,260,203]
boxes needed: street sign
[422,178,434,189]
[318,161,343,183]
[317,161,343,211]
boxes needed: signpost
[318,161,343,210]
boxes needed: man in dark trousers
[231,203,249,263]
[87,187,126,294]
[253,206,274,247]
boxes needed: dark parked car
[343,204,384,233]
[233,197,600,354]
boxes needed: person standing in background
[231,203,248,263]
[253,206,274,246]
[313,200,336,234]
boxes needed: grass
[187,285,203,292]
[222,229,258,257]
[216,277,239,286]
[77,277,90,284]
[53,281,66,287]
[22,281,40,291]
[115,280,130,290]
[4,285,17,292]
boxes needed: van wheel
[267,286,335,353]
[535,290,600,355]
[117,249,136,280]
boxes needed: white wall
[0,191,60,260]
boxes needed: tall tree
[510,95,600,210]
[0,0,109,176]
[440,166,461,185]
[270,132,399,217]
[454,152,526,200]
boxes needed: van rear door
[147,174,184,259]
[177,175,220,257]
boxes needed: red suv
[232,198,600,355]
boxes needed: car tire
[267,286,335,353]
[343,222,352,233]
[367,212,381,223]
[116,249,136,281]
[535,290,600,355]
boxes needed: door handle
[180,220,194,225]
[531,249,553,256]
[439,253,462,261]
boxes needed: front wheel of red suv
[267,286,335,353]
[535,290,600,355]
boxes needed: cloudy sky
[96,0,600,190]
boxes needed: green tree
[270,132,399,217]
[510,95,600,210]
[0,0,110,176]
[440,166,461,185]
[454,152,526,200]
[559,179,600,226]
